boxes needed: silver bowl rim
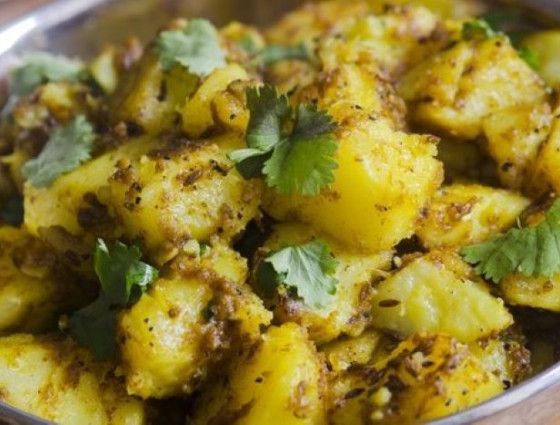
[1,1,560,424]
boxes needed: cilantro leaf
[0,197,23,226]
[462,19,498,41]
[70,239,159,358]
[519,46,540,71]
[228,84,339,196]
[94,239,158,305]
[258,241,339,310]
[69,297,117,360]
[461,200,560,283]
[10,52,86,97]
[263,104,337,195]
[21,115,95,188]
[156,18,226,76]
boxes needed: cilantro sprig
[2,52,87,117]
[461,200,560,283]
[257,241,339,310]
[21,115,95,188]
[228,85,338,196]
[70,239,159,359]
[156,18,226,76]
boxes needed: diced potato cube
[531,106,560,195]
[469,330,531,387]
[482,102,552,190]
[0,226,91,334]
[255,223,393,344]
[328,333,503,424]
[108,51,197,135]
[190,323,327,425]
[0,334,147,425]
[398,37,548,139]
[417,184,530,249]
[366,0,486,19]
[321,329,384,372]
[25,134,262,265]
[181,64,249,138]
[370,251,513,342]
[522,31,560,89]
[500,273,560,312]
[117,245,272,399]
[262,119,443,253]
[265,1,373,46]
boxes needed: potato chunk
[255,223,393,344]
[118,245,272,399]
[483,102,552,190]
[0,226,90,334]
[262,118,442,253]
[0,334,147,425]
[371,251,513,342]
[190,323,327,425]
[328,334,503,424]
[531,105,560,195]
[181,64,249,138]
[25,134,262,265]
[417,184,530,249]
[500,273,560,312]
[398,37,548,139]
[108,50,197,134]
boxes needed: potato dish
[1,0,560,423]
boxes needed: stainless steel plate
[1,1,560,424]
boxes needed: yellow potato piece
[0,334,147,425]
[118,245,271,399]
[417,184,530,249]
[25,134,262,265]
[398,37,548,139]
[190,323,327,425]
[371,251,513,342]
[262,119,443,253]
[257,222,393,344]
[329,333,503,424]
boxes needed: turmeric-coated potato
[118,245,271,399]
[370,251,513,342]
[190,323,327,425]
[25,134,262,265]
[417,184,530,249]
[328,333,503,424]
[0,334,147,425]
[0,226,91,334]
[263,118,443,253]
[255,223,393,344]
[483,102,552,190]
[398,37,548,140]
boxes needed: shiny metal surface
[1,0,560,424]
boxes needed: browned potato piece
[118,245,272,399]
[255,223,393,344]
[417,184,530,249]
[482,102,552,190]
[531,103,560,195]
[0,334,147,425]
[398,37,548,140]
[0,226,91,334]
[328,333,503,424]
[190,323,327,425]
[25,133,262,265]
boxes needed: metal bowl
[1,1,560,424]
